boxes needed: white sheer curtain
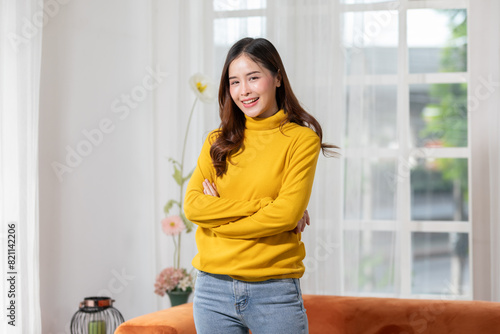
[0,0,42,333]
[340,4,402,297]
[267,0,400,297]
[470,0,500,301]
[153,0,219,309]
[340,0,500,300]
[489,71,500,302]
[265,0,344,295]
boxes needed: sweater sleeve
[184,132,273,228]
[210,133,321,239]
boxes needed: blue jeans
[193,271,308,334]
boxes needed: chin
[245,110,265,118]
[239,107,260,118]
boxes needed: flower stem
[180,97,199,203]
[176,97,198,270]
[177,234,181,269]
[172,235,178,268]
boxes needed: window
[343,0,470,298]
[213,0,267,79]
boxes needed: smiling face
[228,54,281,118]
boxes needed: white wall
[39,1,157,332]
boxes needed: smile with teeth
[242,97,259,104]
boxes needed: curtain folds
[490,87,500,302]
[0,0,42,333]
[469,0,500,302]
[153,0,218,309]
[486,1,500,304]
[339,5,402,297]
[265,0,345,295]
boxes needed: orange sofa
[115,294,500,334]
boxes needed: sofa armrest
[114,302,196,334]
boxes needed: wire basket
[70,297,124,334]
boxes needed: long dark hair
[210,37,338,177]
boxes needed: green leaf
[183,167,195,183]
[172,164,183,186]
[180,212,194,233]
[163,200,180,214]
[168,157,181,168]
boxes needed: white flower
[189,73,216,103]
[177,275,193,291]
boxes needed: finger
[203,180,216,196]
[305,210,310,226]
[297,220,304,233]
[211,182,220,197]
[293,220,302,234]
[207,182,218,197]
[202,180,210,193]
[207,186,216,197]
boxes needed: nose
[240,81,251,96]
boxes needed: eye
[249,76,259,81]
[230,80,239,86]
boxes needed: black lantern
[70,297,124,334]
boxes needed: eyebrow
[228,71,261,80]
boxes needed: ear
[275,70,282,88]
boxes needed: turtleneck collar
[244,109,287,131]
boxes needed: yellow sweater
[184,109,321,281]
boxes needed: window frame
[342,0,472,299]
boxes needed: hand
[203,179,219,197]
[293,209,310,234]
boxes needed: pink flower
[161,215,185,236]
[154,267,192,295]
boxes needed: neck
[245,109,286,131]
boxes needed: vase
[167,290,192,307]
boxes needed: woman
[184,37,336,334]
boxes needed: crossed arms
[183,132,320,239]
